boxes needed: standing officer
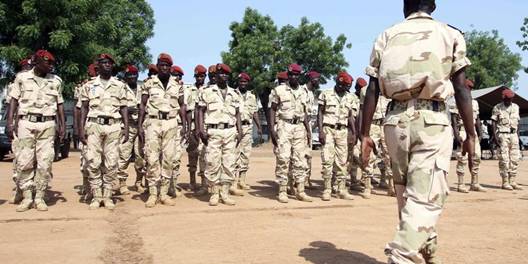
[301,71,319,189]
[7,50,65,212]
[318,72,357,201]
[361,1,476,262]
[139,53,187,208]
[348,77,367,192]
[144,64,158,82]
[197,63,242,206]
[451,79,486,192]
[269,64,312,203]
[492,89,522,190]
[231,72,262,195]
[116,65,146,195]
[80,53,129,210]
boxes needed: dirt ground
[0,143,527,264]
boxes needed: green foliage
[516,17,528,73]
[465,30,522,89]
[0,0,155,97]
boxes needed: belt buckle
[159,112,168,120]
[218,123,225,129]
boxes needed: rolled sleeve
[8,79,22,100]
[317,92,326,105]
[270,88,279,105]
[57,82,64,104]
[80,83,90,102]
[451,31,471,74]
[365,32,386,78]
[490,106,499,121]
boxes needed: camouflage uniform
[302,85,315,187]
[74,83,91,200]
[347,94,363,190]
[318,89,357,200]
[235,90,258,191]
[5,81,22,204]
[9,69,63,211]
[184,83,207,192]
[81,76,127,209]
[366,11,471,263]
[491,102,521,190]
[141,76,183,207]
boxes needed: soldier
[451,79,486,192]
[301,71,319,189]
[269,63,313,203]
[7,50,66,212]
[231,72,262,196]
[138,53,187,208]
[80,53,129,210]
[171,65,185,83]
[347,77,367,192]
[168,64,185,197]
[116,65,146,195]
[361,0,476,262]
[207,65,217,86]
[197,63,242,206]
[492,89,522,190]
[318,72,357,201]
[144,64,158,82]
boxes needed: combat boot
[321,178,332,201]
[8,187,22,204]
[135,181,145,194]
[145,186,158,208]
[160,179,176,206]
[502,177,513,191]
[337,180,354,200]
[295,182,313,202]
[469,174,487,192]
[195,177,209,196]
[456,175,469,193]
[220,183,236,206]
[34,190,48,211]
[229,177,245,196]
[171,177,183,198]
[238,171,251,190]
[102,188,116,210]
[360,177,372,199]
[419,237,441,264]
[349,178,364,192]
[378,170,388,189]
[510,176,524,190]
[119,179,129,195]
[89,188,103,210]
[16,189,33,212]
[287,179,296,196]
[209,184,220,206]
[278,183,289,203]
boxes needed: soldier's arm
[360,78,380,167]
[269,103,278,146]
[79,101,89,144]
[451,114,461,147]
[235,107,242,146]
[6,98,18,140]
[57,103,65,141]
[73,107,80,137]
[120,105,129,143]
[303,105,311,145]
[317,104,325,146]
[475,116,483,139]
[178,95,187,137]
[252,112,262,134]
[348,109,356,146]
[138,94,148,129]
[452,69,476,165]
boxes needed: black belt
[20,114,55,123]
[241,120,251,126]
[282,117,302,125]
[323,123,348,130]
[389,99,445,112]
[149,112,174,120]
[207,123,235,129]
[372,119,383,125]
[89,116,119,125]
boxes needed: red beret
[97,53,115,63]
[288,63,302,74]
[35,50,55,63]
[125,65,139,75]
[208,65,217,73]
[157,53,173,65]
[465,79,474,89]
[19,59,31,66]
[502,89,515,99]
[148,64,158,73]
[171,65,184,75]
[277,71,288,81]
[88,63,97,77]
[238,72,251,81]
[356,77,367,87]
[337,72,353,85]
[216,63,231,74]
[194,65,207,75]
[307,71,320,79]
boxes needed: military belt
[149,112,175,120]
[389,99,445,112]
[323,123,348,130]
[207,123,235,129]
[282,117,302,125]
[20,114,55,123]
[89,116,120,125]
[372,119,383,125]
[499,128,517,134]
[241,120,252,126]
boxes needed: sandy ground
[0,143,527,264]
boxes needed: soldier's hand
[462,134,476,170]
[319,130,326,145]
[79,130,88,145]
[7,125,14,141]
[199,130,208,146]
[257,128,263,145]
[270,130,278,147]
[307,132,312,146]
[59,126,65,142]
[347,133,356,146]
[361,136,375,169]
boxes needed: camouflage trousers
[187,131,205,176]
[85,121,121,190]
[204,127,237,184]
[79,141,89,184]
[497,132,520,178]
[275,121,307,185]
[144,118,182,185]
[11,136,19,183]
[321,126,348,180]
[455,129,481,178]
[347,143,363,181]
[235,124,253,174]
[117,124,146,181]
[16,120,56,191]
[383,102,451,264]
[305,123,313,181]
[365,121,392,179]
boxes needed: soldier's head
[215,63,231,88]
[170,65,184,82]
[287,64,302,88]
[238,72,251,93]
[208,65,217,84]
[147,64,158,77]
[88,63,98,78]
[277,71,288,85]
[335,72,353,93]
[194,65,207,86]
[32,50,55,76]
[19,58,33,72]
[404,0,436,18]
[156,53,173,80]
[306,71,321,91]
[96,53,115,77]
[355,77,368,92]
[502,89,514,106]
[124,65,139,87]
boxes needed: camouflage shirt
[366,12,471,101]
[318,89,358,126]
[360,86,391,120]
[141,76,184,118]
[80,76,127,119]
[270,84,308,120]
[125,84,140,121]
[239,91,258,122]
[198,85,240,125]
[491,102,520,133]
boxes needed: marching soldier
[492,89,522,190]
[7,50,66,212]
[139,53,187,208]
[269,64,313,203]
[318,72,357,201]
[197,63,242,206]
[361,0,476,262]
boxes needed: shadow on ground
[299,241,384,264]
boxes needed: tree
[516,17,528,73]
[465,30,522,89]
[0,0,155,97]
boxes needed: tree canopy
[0,0,155,97]
[465,30,522,89]
[516,17,528,73]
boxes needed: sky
[145,0,528,98]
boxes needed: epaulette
[448,24,464,35]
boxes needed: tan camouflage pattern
[141,76,183,118]
[491,102,520,133]
[80,76,127,118]
[366,12,471,101]
[491,102,521,179]
[450,100,481,177]
[205,128,238,184]
[270,84,308,120]
[274,120,308,184]
[144,117,182,184]
[85,122,121,190]
[318,89,358,127]
[198,85,239,125]
[236,91,258,174]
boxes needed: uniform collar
[406,11,433,21]
[151,75,178,89]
